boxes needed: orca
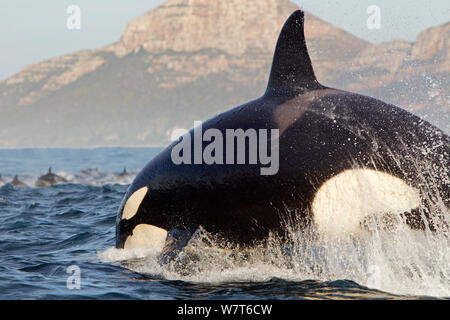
[115,11,449,257]
[35,167,67,187]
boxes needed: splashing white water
[98,211,449,297]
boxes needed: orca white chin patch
[124,224,168,251]
[312,169,420,237]
[122,187,148,220]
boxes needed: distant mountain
[0,0,448,148]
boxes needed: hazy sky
[0,0,449,79]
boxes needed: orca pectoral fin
[158,226,199,265]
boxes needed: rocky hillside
[0,0,448,147]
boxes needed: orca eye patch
[122,187,148,220]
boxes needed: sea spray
[99,212,449,297]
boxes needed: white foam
[98,209,449,297]
[97,246,161,263]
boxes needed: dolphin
[35,167,67,187]
[117,168,133,180]
[11,175,28,188]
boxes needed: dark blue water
[0,148,447,299]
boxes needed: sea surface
[0,148,448,300]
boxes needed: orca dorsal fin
[266,10,322,96]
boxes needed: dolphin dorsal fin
[266,10,322,96]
